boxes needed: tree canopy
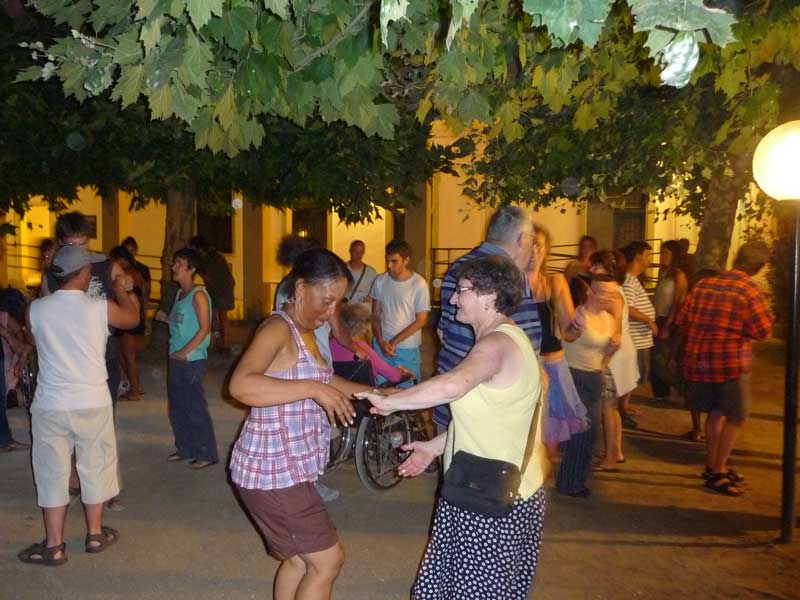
[463,1,800,269]
[3,7,465,224]
[18,0,739,156]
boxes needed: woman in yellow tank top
[358,255,546,600]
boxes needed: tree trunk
[694,174,747,273]
[146,186,195,357]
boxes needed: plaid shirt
[675,270,773,383]
[230,311,332,490]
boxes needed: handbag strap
[449,385,543,474]
[519,391,542,475]
[347,266,367,301]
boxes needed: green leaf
[111,63,146,106]
[148,82,175,119]
[630,0,736,47]
[140,16,164,55]
[206,6,258,51]
[186,0,224,29]
[213,83,237,131]
[114,28,144,65]
[178,30,213,90]
[523,0,612,47]
[14,65,43,83]
[458,90,491,123]
[340,55,379,95]
[532,60,579,112]
[59,61,90,100]
[380,0,410,48]
[172,80,203,122]
[264,0,289,19]
[91,0,133,32]
[446,0,479,49]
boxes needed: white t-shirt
[346,264,378,304]
[370,272,430,349]
[623,273,656,350]
[29,290,111,412]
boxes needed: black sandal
[705,473,743,496]
[702,466,744,483]
[85,525,120,553]
[18,541,67,566]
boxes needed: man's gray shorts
[685,374,751,423]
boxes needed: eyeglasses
[454,285,474,295]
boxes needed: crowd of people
[2,207,775,600]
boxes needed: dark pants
[557,368,602,494]
[107,336,122,409]
[167,359,218,462]
[0,360,11,447]
[651,317,673,399]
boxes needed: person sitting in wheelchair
[330,302,415,387]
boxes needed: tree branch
[293,0,376,71]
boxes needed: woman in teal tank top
[163,248,218,469]
[358,255,547,600]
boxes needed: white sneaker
[315,482,340,503]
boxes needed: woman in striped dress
[228,249,368,600]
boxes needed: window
[292,206,328,246]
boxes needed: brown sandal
[18,541,67,566]
[85,526,119,553]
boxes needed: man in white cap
[18,245,139,566]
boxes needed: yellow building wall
[118,192,166,302]
[329,208,390,272]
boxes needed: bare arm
[550,274,580,342]
[229,317,355,425]
[0,315,31,355]
[372,298,393,355]
[389,311,428,347]
[361,332,516,412]
[171,291,211,360]
[107,275,140,330]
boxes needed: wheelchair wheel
[326,424,354,472]
[19,352,38,409]
[355,413,413,493]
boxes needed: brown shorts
[236,481,338,560]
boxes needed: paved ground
[2,324,800,599]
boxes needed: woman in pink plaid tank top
[229,248,370,600]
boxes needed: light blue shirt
[168,287,212,361]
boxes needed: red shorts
[236,481,338,560]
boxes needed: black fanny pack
[440,401,540,519]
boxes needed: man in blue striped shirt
[434,206,542,427]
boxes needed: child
[330,302,415,385]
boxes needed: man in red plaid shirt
[675,241,773,496]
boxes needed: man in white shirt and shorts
[370,240,430,384]
[18,245,139,566]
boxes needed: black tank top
[536,301,562,354]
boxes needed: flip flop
[705,473,743,497]
[189,459,216,470]
[592,464,620,473]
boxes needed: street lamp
[753,120,800,544]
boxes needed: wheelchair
[17,349,38,409]
[326,360,433,493]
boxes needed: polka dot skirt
[411,486,546,600]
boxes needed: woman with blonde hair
[527,224,589,456]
